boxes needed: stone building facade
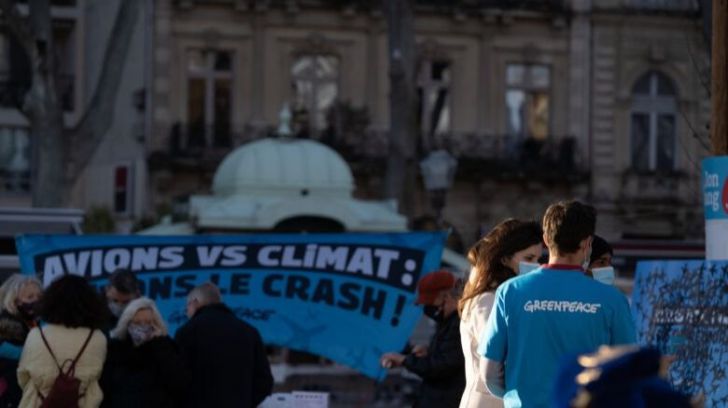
[0,1,710,404]
[145,0,709,249]
[0,0,151,232]
[0,0,710,249]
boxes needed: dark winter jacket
[100,335,190,408]
[175,303,274,408]
[0,311,33,408]
[403,312,466,408]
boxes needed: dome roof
[213,138,354,196]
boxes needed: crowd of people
[0,271,273,408]
[381,200,693,408]
[0,199,692,408]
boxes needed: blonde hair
[110,297,168,340]
[0,274,41,316]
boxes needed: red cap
[416,270,456,305]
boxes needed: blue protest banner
[702,156,728,259]
[15,232,447,380]
[632,260,728,407]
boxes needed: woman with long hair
[17,275,108,408]
[458,219,542,408]
[0,275,42,408]
[100,297,189,408]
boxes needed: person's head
[0,274,42,320]
[588,235,613,270]
[105,269,141,318]
[542,200,597,266]
[416,270,460,321]
[110,297,168,344]
[40,275,109,330]
[186,282,222,318]
[459,219,543,317]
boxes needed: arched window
[186,49,233,148]
[506,64,550,141]
[291,55,339,134]
[630,70,677,172]
[417,59,451,141]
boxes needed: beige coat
[17,325,107,408]
[459,292,503,408]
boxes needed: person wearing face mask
[586,235,616,286]
[380,270,466,408]
[479,201,636,408]
[457,220,542,408]
[104,269,142,331]
[0,275,42,408]
[100,297,189,408]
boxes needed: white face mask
[108,301,125,318]
[592,266,616,285]
[518,262,540,275]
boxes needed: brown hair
[542,200,596,255]
[41,275,109,330]
[458,219,542,318]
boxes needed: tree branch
[70,0,143,175]
[0,0,34,58]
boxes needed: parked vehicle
[0,207,84,281]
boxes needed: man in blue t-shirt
[479,201,636,408]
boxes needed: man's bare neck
[548,253,583,267]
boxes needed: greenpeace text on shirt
[523,300,601,314]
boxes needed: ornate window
[186,49,233,148]
[0,126,30,193]
[417,59,451,142]
[291,55,339,135]
[505,64,550,140]
[630,70,677,172]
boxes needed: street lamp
[419,149,458,223]
[277,104,293,138]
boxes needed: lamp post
[277,104,293,138]
[419,149,458,223]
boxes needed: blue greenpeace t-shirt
[478,266,636,408]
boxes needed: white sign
[259,392,329,408]
[292,391,329,408]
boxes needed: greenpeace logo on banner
[653,307,728,327]
[35,243,423,290]
[523,300,601,314]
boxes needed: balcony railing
[328,131,587,182]
[168,122,234,154]
[618,169,698,206]
[0,75,75,111]
[622,0,699,12]
[156,123,588,182]
[177,0,569,14]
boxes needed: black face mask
[17,301,39,320]
[423,304,444,323]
